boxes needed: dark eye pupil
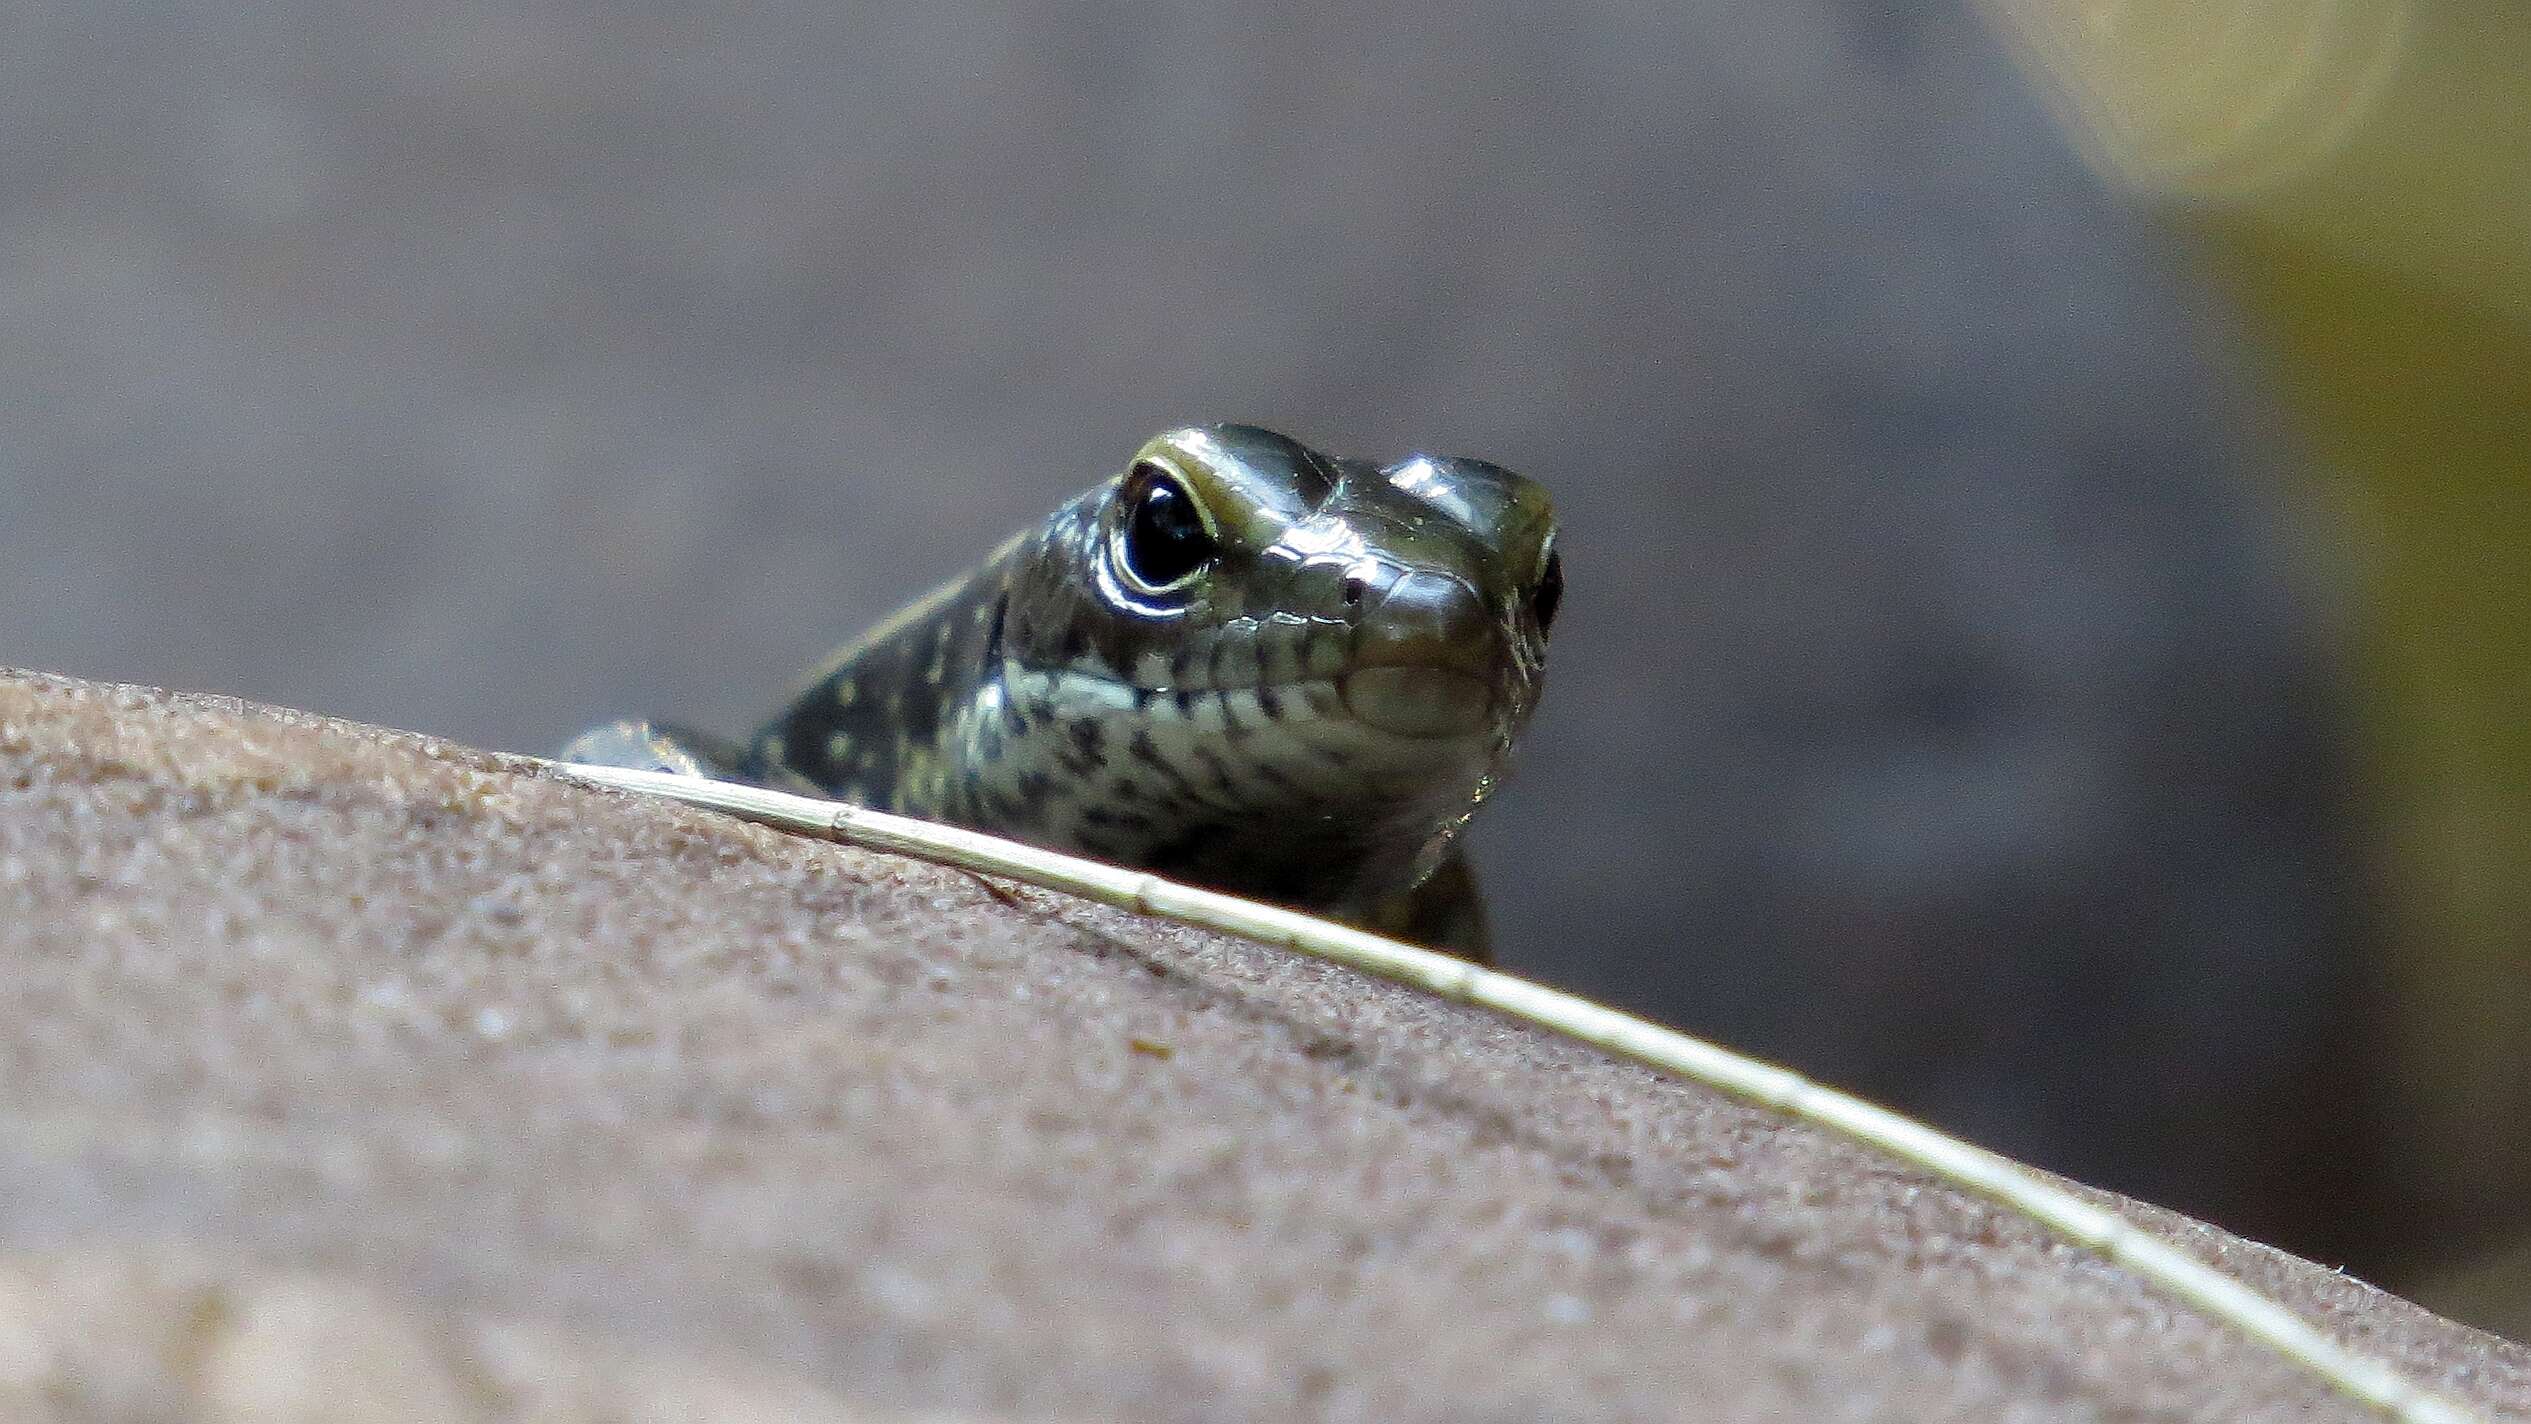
[1531,550,1563,635]
[1122,470,1213,589]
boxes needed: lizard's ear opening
[1529,544,1563,637]
[1113,460,1218,596]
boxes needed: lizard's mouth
[1334,567,1518,741]
[1339,665,1494,740]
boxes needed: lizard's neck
[740,555,1017,817]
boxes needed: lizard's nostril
[1341,573,1369,607]
[1355,571,1495,673]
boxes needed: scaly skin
[563,424,1559,959]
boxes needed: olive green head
[1060,423,1555,741]
[982,423,1558,909]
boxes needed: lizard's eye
[1115,462,1216,594]
[1529,546,1563,637]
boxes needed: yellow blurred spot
[1981,0,2531,1308]
[1981,0,2412,196]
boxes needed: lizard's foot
[556,719,748,781]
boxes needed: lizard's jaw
[1339,665,1494,739]
[1336,565,1528,741]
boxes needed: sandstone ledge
[0,670,2518,1421]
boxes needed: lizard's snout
[1340,570,1501,739]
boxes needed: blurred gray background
[0,4,2398,1268]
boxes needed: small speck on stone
[864,1263,937,1320]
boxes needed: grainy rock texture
[0,669,2511,1422]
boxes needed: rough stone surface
[0,669,2512,1422]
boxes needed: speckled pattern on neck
[563,425,1560,959]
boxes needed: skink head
[985,424,1557,915]
[1099,425,1554,740]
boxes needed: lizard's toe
[557,719,730,780]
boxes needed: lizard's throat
[942,661,1515,910]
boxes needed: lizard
[561,423,1560,961]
